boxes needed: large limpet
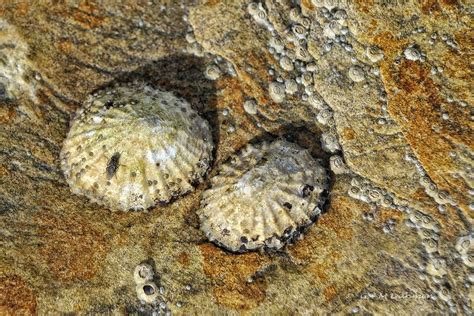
[60,83,213,211]
[198,139,328,252]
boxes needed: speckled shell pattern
[198,139,328,252]
[60,84,213,211]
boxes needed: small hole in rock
[143,285,155,295]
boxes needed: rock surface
[0,1,472,314]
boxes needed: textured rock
[0,0,472,314]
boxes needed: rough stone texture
[0,0,472,314]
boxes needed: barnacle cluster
[134,263,158,304]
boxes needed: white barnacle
[306,63,318,72]
[292,24,307,39]
[308,94,327,110]
[243,99,258,115]
[404,46,421,61]
[348,65,365,82]
[136,281,159,304]
[329,155,349,174]
[317,108,333,125]
[248,2,268,26]
[300,17,311,29]
[285,79,298,95]
[289,8,300,21]
[205,64,221,80]
[333,9,348,21]
[324,21,342,39]
[269,36,285,53]
[247,2,259,16]
[323,0,338,10]
[269,82,286,103]
[185,32,196,43]
[279,56,294,72]
[294,46,311,62]
[133,263,154,284]
[366,45,384,63]
[321,131,340,153]
[301,72,313,86]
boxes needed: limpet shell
[60,83,214,211]
[198,139,328,252]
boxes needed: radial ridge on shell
[60,83,214,211]
[198,139,328,252]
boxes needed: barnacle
[243,99,258,115]
[133,263,154,284]
[404,46,421,61]
[285,79,298,95]
[205,64,221,80]
[136,281,159,304]
[301,72,313,86]
[292,24,306,39]
[60,83,214,211]
[329,155,349,174]
[366,45,384,63]
[348,65,365,82]
[269,82,286,103]
[279,56,294,72]
[198,139,328,252]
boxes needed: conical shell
[198,139,328,252]
[60,83,213,211]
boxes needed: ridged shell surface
[198,139,328,252]
[60,83,214,211]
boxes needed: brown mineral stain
[289,196,357,262]
[354,0,374,13]
[34,211,109,283]
[0,275,37,315]
[216,77,244,107]
[57,41,73,54]
[441,29,474,101]
[72,2,106,29]
[421,0,442,14]
[377,207,404,223]
[341,127,356,140]
[0,1,29,16]
[372,32,408,60]
[317,201,355,241]
[379,55,473,213]
[301,0,315,11]
[323,284,338,301]
[199,243,269,310]
[205,0,220,6]
[177,252,190,266]
[0,103,16,124]
[213,76,261,163]
[440,0,458,7]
